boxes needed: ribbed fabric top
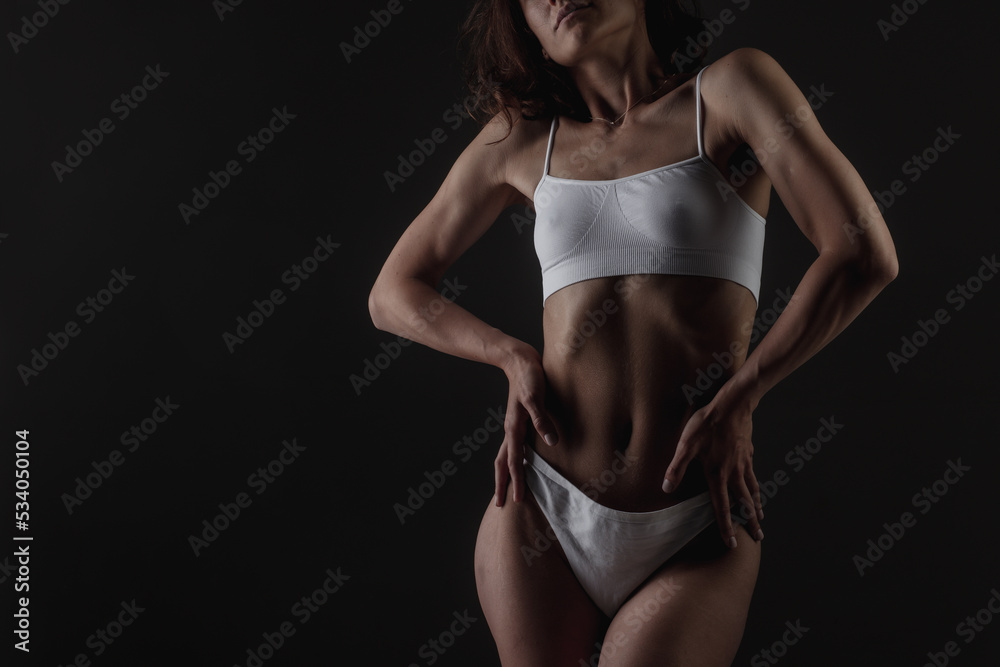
[532,65,766,306]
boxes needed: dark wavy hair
[458,0,706,139]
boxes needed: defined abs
[532,278,753,511]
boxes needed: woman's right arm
[368,113,558,506]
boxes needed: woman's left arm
[662,48,899,548]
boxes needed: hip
[524,422,711,513]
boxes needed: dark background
[2,0,998,665]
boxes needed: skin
[370,1,898,663]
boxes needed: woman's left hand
[661,395,765,549]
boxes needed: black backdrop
[3,0,999,665]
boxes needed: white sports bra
[532,65,766,306]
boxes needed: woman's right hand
[494,345,559,507]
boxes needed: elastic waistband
[523,445,715,524]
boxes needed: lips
[556,2,590,29]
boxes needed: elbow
[841,244,898,292]
[867,239,899,287]
[369,272,435,333]
[370,273,429,333]
[878,250,899,285]
[368,282,389,332]
[863,213,899,287]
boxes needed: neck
[568,41,670,126]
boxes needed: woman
[369,0,897,664]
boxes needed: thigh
[596,522,761,667]
[474,490,608,667]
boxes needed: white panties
[523,445,719,618]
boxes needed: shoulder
[700,48,808,140]
[449,110,524,181]
[460,108,553,197]
[701,47,786,89]
[439,108,551,208]
[470,107,552,157]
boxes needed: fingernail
[757,509,764,520]
[661,478,674,493]
[544,433,557,446]
[728,536,738,549]
[755,529,764,541]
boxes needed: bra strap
[695,66,709,158]
[543,115,558,177]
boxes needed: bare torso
[505,71,771,511]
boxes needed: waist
[522,443,714,520]
[526,379,717,512]
[531,276,755,511]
